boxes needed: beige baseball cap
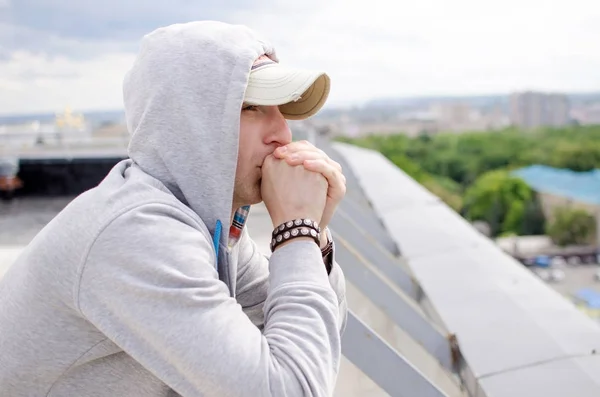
[243,57,330,120]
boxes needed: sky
[1,0,600,115]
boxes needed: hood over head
[124,21,273,249]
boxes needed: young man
[0,21,347,397]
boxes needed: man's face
[232,97,292,211]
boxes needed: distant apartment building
[509,91,571,129]
[570,103,600,126]
[432,102,509,133]
[433,102,473,131]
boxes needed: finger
[273,142,343,172]
[330,158,342,173]
[303,159,346,200]
[281,150,343,173]
[274,140,321,158]
[282,150,325,166]
[262,154,276,168]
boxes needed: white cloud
[247,0,600,105]
[0,51,135,114]
[2,0,600,114]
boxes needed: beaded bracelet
[270,218,321,252]
[272,218,320,238]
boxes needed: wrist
[319,227,329,249]
[270,212,321,230]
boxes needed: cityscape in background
[2,89,600,138]
[313,90,600,137]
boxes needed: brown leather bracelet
[270,219,321,252]
[272,218,320,238]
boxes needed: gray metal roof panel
[322,139,374,209]
[383,204,490,259]
[410,243,600,376]
[319,138,401,256]
[331,142,440,213]
[478,355,600,397]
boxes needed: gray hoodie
[0,21,347,397]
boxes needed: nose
[265,106,292,146]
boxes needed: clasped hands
[260,140,346,248]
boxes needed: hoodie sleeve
[236,227,348,334]
[77,203,342,397]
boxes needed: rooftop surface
[332,141,600,397]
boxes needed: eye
[242,105,259,112]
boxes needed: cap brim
[244,63,330,120]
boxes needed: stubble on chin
[253,178,263,204]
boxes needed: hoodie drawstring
[213,220,222,269]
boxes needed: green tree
[336,124,600,236]
[549,143,600,172]
[520,193,547,235]
[462,170,534,236]
[339,124,600,187]
[546,207,597,246]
